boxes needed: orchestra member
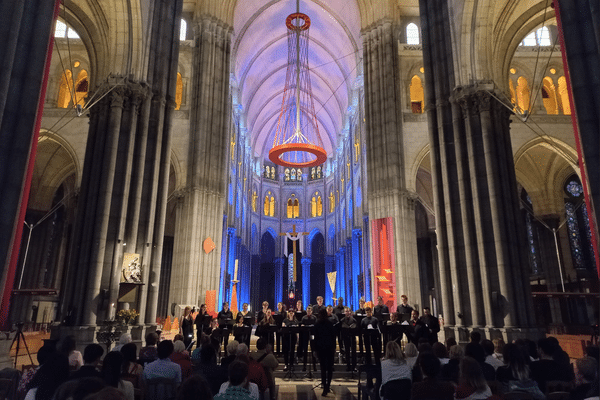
[299,306,317,371]
[419,307,440,344]
[341,307,358,372]
[256,301,269,325]
[195,304,211,339]
[355,298,367,360]
[313,296,326,315]
[361,307,382,365]
[396,295,413,343]
[281,310,298,372]
[181,306,194,349]
[257,308,276,347]
[314,309,336,396]
[373,296,390,322]
[217,302,233,348]
[274,302,286,354]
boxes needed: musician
[274,302,286,354]
[373,296,390,322]
[236,303,254,326]
[233,316,247,344]
[385,312,403,347]
[281,310,298,372]
[341,306,358,372]
[208,317,222,351]
[396,294,413,343]
[314,309,336,396]
[355,297,367,360]
[295,300,306,322]
[217,302,233,348]
[419,307,440,344]
[181,306,194,349]
[256,301,269,325]
[361,307,382,365]
[313,296,326,315]
[194,303,211,339]
[299,305,317,372]
[257,308,276,347]
[334,298,345,352]
[409,309,427,343]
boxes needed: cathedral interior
[0,0,598,344]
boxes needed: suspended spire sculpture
[269,2,326,168]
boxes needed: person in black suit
[419,307,440,344]
[217,302,233,348]
[341,307,358,372]
[313,296,326,316]
[361,307,382,365]
[195,304,211,340]
[373,296,390,322]
[282,310,298,372]
[314,309,336,396]
[299,306,317,371]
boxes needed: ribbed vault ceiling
[233,0,362,160]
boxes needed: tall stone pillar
[420,0,537,337]
[363,20,420,305]
[0,0,60,328]
[170,17,232,306]
[58,0,182,328]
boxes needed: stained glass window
[564,177,594,270]
[521,188,540,275]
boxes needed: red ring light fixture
[285,13,310,31]
[269,143,328,168]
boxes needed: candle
[234,259,238,281]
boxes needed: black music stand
[199,314,213,335]
[233,325,251,345]
[281,325,301,380]
[242,315,254,326]
[298,325,317,380]
[341,326,360,379]
[11,322,33,369]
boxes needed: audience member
[70,344,104,380]
[465,342,495,381]
[445,337,457,352]
[143,340,182,385]
[25,353,71,400]
[469,331,481,345]
[441,344,464,384]
[139,332,159,364]
[411,352,455,400]
[250,338,278,399]
[454,356,492,400]
[58,335,83,370]
[101,351,134,400]
[177,374,213,400]
[570,356,598,400]
[432,342,450,365]
[120,343,143,377]
[18,345,55,397]
[530,337,564,393]
[235,344,268,395]
[404,342,419,369]
[193,343,227,396]
[112,333,132,352]
[380,341,411,398]
[55,376,106,400]
[481,339,504,371]
[495,343,544,399]
[216,361,259,400]
[220,340,239,369]
[547,336,575,381]
[170,340,193,379]
[492,338,505,363]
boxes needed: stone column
[420,0,536,337]
[0,0,60,327]
[363,20,420,307]
[170,16,232,306]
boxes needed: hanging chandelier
[268,8,327,168]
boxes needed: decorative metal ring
[286,13,311,31]
[269,143,327,168]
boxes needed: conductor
[314,309,336,396]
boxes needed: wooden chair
[143,377,177,400]
[546,392,570,400]
[502,392,534,400]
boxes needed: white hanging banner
[327,271,337,293]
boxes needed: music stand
[299,325,316,380]
[341,326,360,379]
[233,325,251,345]
[281,326,301,380]
[242,315,254,326]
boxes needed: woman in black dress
[181,306,194,349]
[282,310,298,371]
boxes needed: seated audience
[220,340,239,369]
[495,343,544,399]
[380,341,412,398]
[18,345,54,397]
[530,337,565,393]
[101,351,134,400]
[177,375,213,400]
[235,344,268,395]
[570,356,598,400]
[193,344,227,396]
[547,336,575,382]
[170,340,193,379]
[441,344,464,384]
[411,352,455,400]
[492,338,505,363]
[191,333,211,364]
[404,342,419,369]
[58,335,83,371]
[469,331,481,345]
[143,340,182,385]
[25,354,71,400]
[481,339,504,371]
[54,376,106,400]
[250,338,278,399]
[454,356,492,400]
[120,343,143,378]
[445,337,457,353]
[70,343,104,380]
[216,361,259,400]
[112,333,132,352]
[432,342,450,365]
[465,342,495,381]
[139,332,159,364]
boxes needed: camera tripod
[12,322,34,369]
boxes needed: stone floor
[275,377,359,399]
